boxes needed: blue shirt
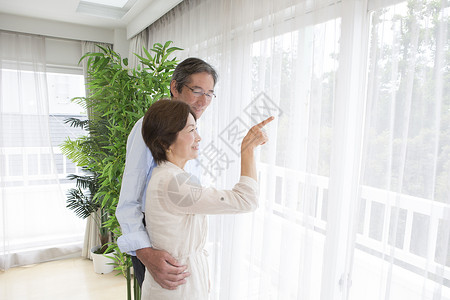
[116,117,200,255]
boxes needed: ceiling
[0,0,166,30]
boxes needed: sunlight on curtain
[0,31,86,270]
[147,0,449,299]
[148,1,340,298]
[79,41,113,260]
[350,1,450,299]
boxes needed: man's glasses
[184,84,216,100]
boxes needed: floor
[0,257,128,300]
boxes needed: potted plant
[62,41,181,299]
[61,118,115,274]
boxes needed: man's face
[171,71,215,118]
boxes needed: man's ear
[170,80,179,99]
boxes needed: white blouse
[141,161,259,300]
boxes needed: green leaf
[95,44,109,53]
[163,40,172,48]
[143,46,154,61]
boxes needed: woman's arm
[240,116,274,180]
[159,173,259,214]
[159,117,274,215]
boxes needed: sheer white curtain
[350,1,450,299]
[147,0,449,299]
[0,31,85,270]
[128,29,149,70]
[79,41,112,260]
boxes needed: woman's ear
[153,137,167,154]
[158,138,170,153]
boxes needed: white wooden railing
[257,162,450,282]
[1,146,80,185]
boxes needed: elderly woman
[140,99,273,299]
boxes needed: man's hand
[136,247,190,290]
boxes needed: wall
[0,13,129,60]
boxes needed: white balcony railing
[257,162,450,283]
[1,146,81,186]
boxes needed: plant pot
[90,245,115,274]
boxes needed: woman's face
[168,113,201,166]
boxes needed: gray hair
[170,58,218,97]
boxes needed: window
[350,1,450,299]
[0,56,87,268]
[47,72,87,184]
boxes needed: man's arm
[116,118,189,289]
[116,118,153,254]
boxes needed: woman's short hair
[142,99,197,164]
[170,58,218,97]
